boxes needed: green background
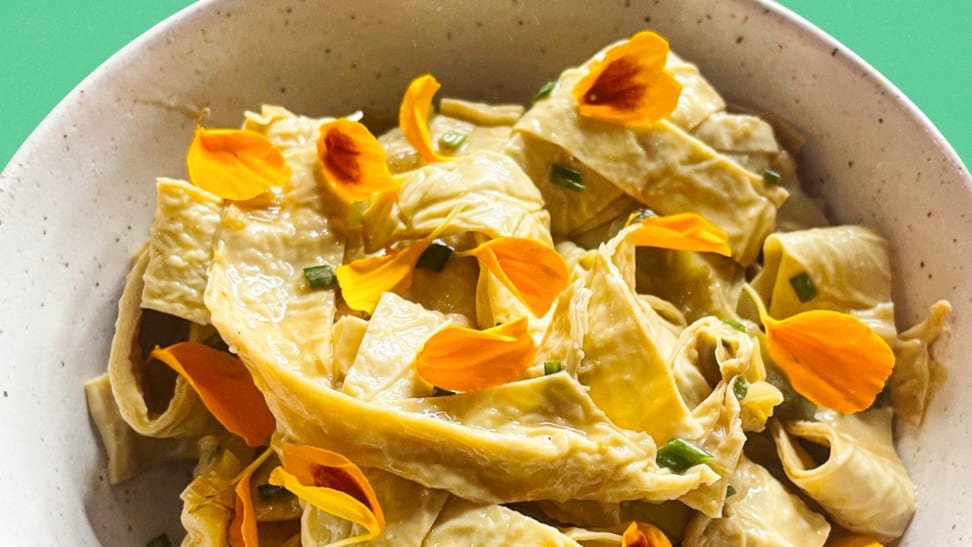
[1,1,969,170]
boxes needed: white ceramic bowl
[1,0,969,544]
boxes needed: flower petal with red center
[186,127,291,200]
[571,31,682,126]
[150,342,275,446]
[316,119,399,203]
[630,212,731,257]
[414,316,535,392]
[399,74,450,163]
[458,237,569,317]
[744,285,895,413]
[622,521,673,547]
[269,443,384,545]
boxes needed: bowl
[1,0,969,544]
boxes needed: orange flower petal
[269,443,385,544]
[316,119,399,203]
[458,237,569,317]
[571,31,682,126]
[229,447,275,547]
[622,521,673,547]
[744,286,894,414]
[414,316,536,392]
[630,212,731,257]
[827,535,885,547]
[399,74,450,163]
[150,342,275,446]
[186,127,291,200]
[335,239,433,315]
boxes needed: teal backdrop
[1,1,969,169]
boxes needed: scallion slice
[532,80,557,102]
[438,130,468,152]
[788,272,817,303]
[762,169,781,184]
[722,318,747,333]
[257,484,286,500]
[416,242,454,272]
[656,438,713,473]
[550,163,585,192]
[146,534,172,547]
[544,361,563,375]
[733,376,750,401]
[304,264,337,289]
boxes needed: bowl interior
[1,0,969,543]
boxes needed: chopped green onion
[304,264,338,289]
[437,130,468,152]
[722,318,747,333]
[146,534,172,547]
[257,484,286,500]
[416,242,454,272]
[733,376,750,401]
[431,386,456,397]
[206,443,222,464]
[788,272,817,303]
[532,80,557,102]
[726,485,737,498]
[544,361,563,375]
[550,163,585,192]
[656,438,713,473]
[762,169,781,184]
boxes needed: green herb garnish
[550,163,585,192]
[257,484,286,500]
[726,485,737,498]
[762,169,781,184]
[532,80,557,102]
[416,242,454,272]
[722,318,747,333]
[788,272,817,303]
[733,376,750,401]
[544,361,563,375]
[656,438,713,473]
[437,130,468,152]
[304,264,338,289]
[146,533,172,547]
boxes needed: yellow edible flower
[827,535,885,547]
[150,342,275,447]
[269,443,385,545]
[621,521,673,547]
[571,31,682,126]
[744,285,894,413]
[414,316,535,392]
[399,74,450,163]
[628,211,731,256]
[186,127,291,200]
[316,118,400,203]
[228,447,274,547]
[458,237,569,317]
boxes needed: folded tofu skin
[84,30,951,547]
